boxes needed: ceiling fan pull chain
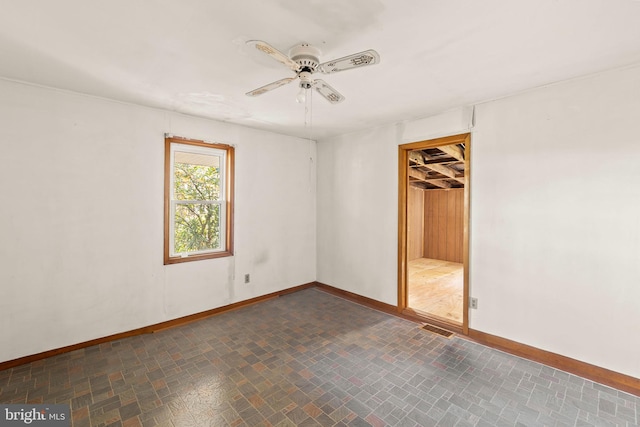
[307,88,313,142]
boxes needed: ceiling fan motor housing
[289,43,321,73]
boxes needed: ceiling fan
[245,40,380,104]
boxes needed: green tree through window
[174,162,221,253]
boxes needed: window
[164,135,234,264]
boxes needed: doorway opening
[398,133,470,334]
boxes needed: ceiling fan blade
[318,49,380,74]
[313,79,345,104]
[246,77,296,97]
[247,40,301,73]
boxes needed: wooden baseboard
[314,282,399,315]
[0,282,315,372]
[466,329,640,397]
[314,282,459,331]
[3,281,639,397]
[316,282,640,397]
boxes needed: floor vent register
[421,323,455,338]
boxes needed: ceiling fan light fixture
[296,87,307,104]
[298,71,313,89]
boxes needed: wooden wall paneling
[453,189,464,263]
[439,191,448,260]
[435,191,441,259]
[407,186,425,261]
[423,191,433,258]
[447,191,455,261]
[453,189,463,262]
[456,190,462,260]
[429,191,438,259]
[448,191,455,261]
[423,190,439,260]
[423,189,464,263]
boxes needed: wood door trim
[398,133,471,335]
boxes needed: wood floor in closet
[408,258,463,323]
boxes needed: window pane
[174,152,221,201]
[174,203,220,253]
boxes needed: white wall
[316,125,400,303]
[0,79,316,363]
[470,65,640,378]
[317,64,640,378]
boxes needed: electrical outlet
[244,274,250,284]
[470,297,478,309]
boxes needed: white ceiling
[2,0,640,140]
